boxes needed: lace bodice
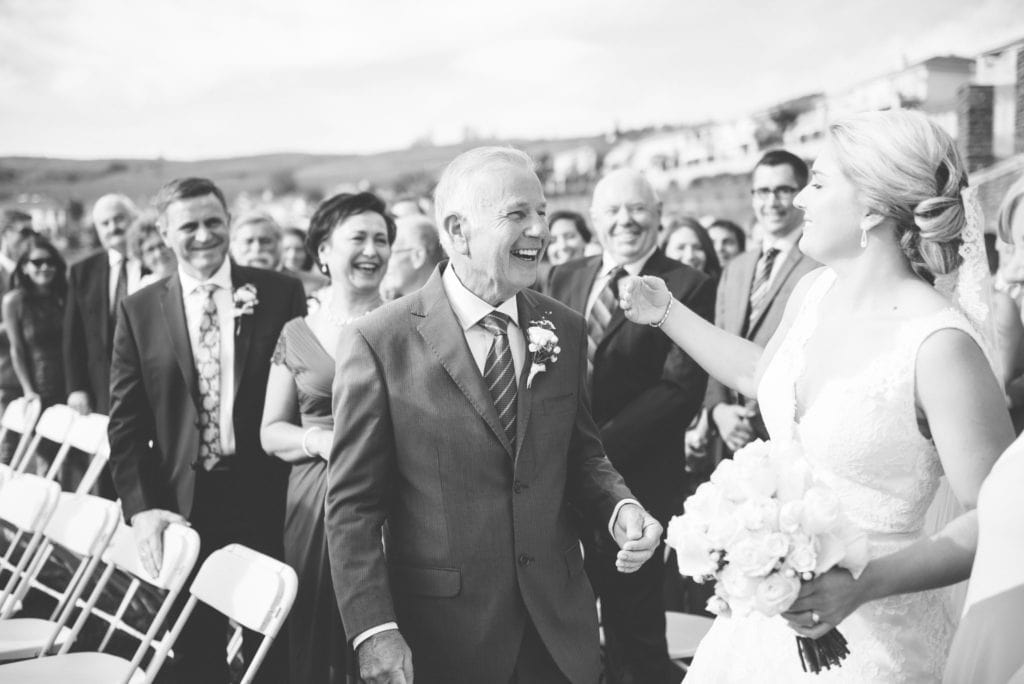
[686,268,975,683]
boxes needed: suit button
[513,480,526,494]
[518,553,534,567]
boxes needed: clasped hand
[781,567,866,640]
[131,509,189,579]
[611,503,662,573]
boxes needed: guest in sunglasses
[3,235,67,412]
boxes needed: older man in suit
[548,169,715,684]
[326,147,662,684]
[706,150,819,459]
[108,177,305,683]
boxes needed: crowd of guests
[0,141,1022,684]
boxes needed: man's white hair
[231,209,282,238]
[91,193,139,221]
[433,146,536,245]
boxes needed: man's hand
[131,509,188,579]
[67,390,91,416]
[358,629,414,684]
[610,503,662,573]
[711,403,755,452]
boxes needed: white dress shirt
[585,245,658,319]
[108,250,144,309]
[760,227,803,287]
[353,265,640,650]
[178,259,236,457]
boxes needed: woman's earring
[320,263,329,276]
[860,229,869,249]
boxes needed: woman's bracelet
[301,427,319,458]
[650,298,673,328]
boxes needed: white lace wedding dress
[685,269,973,683]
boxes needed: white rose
[733,441,778,499]
[772,447,813,502]
[706,594,731,617]
[666,517,718,578]
[710,459,746,502]
[784,533,818,573]
[738,497,780,532]
[684,482,736,528]
[802,487,841,535]
[778,500,805,534]
[762,532,789,560]
[753,572,802,616]
[733,439,771,465]
[813,531,846,574]
[705,514,743,549]
[726,535,779,578]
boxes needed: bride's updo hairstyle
[828,109,968,279]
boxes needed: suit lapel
[747,247,804,336]
[733,251,759,336]
[231,264,253,398]
[95,253,112,351]
[161,275,200,412]
[416,272,514,457]
[514,291,541,460]
[569,256,603,315]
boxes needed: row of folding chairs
[0,397,110,495]
[0,473,297,684]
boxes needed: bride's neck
[829,240,918,314]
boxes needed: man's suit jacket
[107,263,306,532]
[326,264,633,684]
[547,250,715,524]
[0,263,20,392]
[64,251,116,412]
[705,244,819,446]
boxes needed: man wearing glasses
[704,150,819,461]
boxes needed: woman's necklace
[319,289,382,329]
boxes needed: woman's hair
[11,234,67,299]
[282,226,314,271]
[996,174,1024,245]
[661,215,721,278]
[306,192,396,270]
[547,209,592,244]
[126,214,162,261]
[828,109,969,279]
[707,218,747,254]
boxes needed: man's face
[1,220,31,259]
[92,197,133,254]
[590,173,661,265]
[751,164,804,238]
[446,164,548,304]
[230,221,281,269]
[159,194,230,280]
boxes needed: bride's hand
[781,567,867,639]
[618,275,671,325]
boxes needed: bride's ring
[810,611,821,625]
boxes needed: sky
[2,0,1023,160]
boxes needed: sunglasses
[27,258,56,268]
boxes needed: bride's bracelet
[301,427,319,458]
[650,298,673,328]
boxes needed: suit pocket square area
[390,563,462,598]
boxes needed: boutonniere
[525,316,561,388]
[232,283,259,335]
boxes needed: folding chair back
[50,412,110,493]
[0,396,42,469]
[0,474,61,617]
[12,404,77,476]
[157,544,297,684]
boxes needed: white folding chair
[0,522,200,684]
[153,544,297,684]
[665,610,714,674]
[0,474,61,618]
[0,493,120,660]
[10,405,78,478]
[0,396,42,476]
[49,412,109,495]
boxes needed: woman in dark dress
[261,192,395,684]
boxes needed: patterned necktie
[479,312,517,449]
[586,266,625,382]
[195,284,222,471]
[746,247,780,332]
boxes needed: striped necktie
[479,312,517,449]
[586,266,625,382]
[746,247,780,332]
[195,284,223,471]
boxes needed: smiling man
[107,177,305,683]
[326,147,662,684]
[547,168,714,684]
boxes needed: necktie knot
[199,283,218,295]
[607,266,627,298]
[479,311,512,337]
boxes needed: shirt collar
[599,243,658,278]
[108,249,124,267]
[761,226,803,256]
[442,263,520,332]
[178,257,232,295]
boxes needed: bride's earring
[860,229,869,249]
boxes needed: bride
[619,109,1014,682]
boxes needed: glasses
[751,186,799,200]
[27,258,56,268]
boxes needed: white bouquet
[667,439,868,672]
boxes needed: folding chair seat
[0,492,120,660]
[0,396,42,474]
[10,405,78,478]
[0,474,61,618]
[0,522,199,684]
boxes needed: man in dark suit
[705,150,819,459]
[0,210,33,449]
[548,169,715,684]
[326,147,662,684]
[108,177,305,683]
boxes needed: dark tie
[110,258,128,336]
[479,312,517,449]
[586,266,625,381]
[195,284,223,471]
[746,248,780,332]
